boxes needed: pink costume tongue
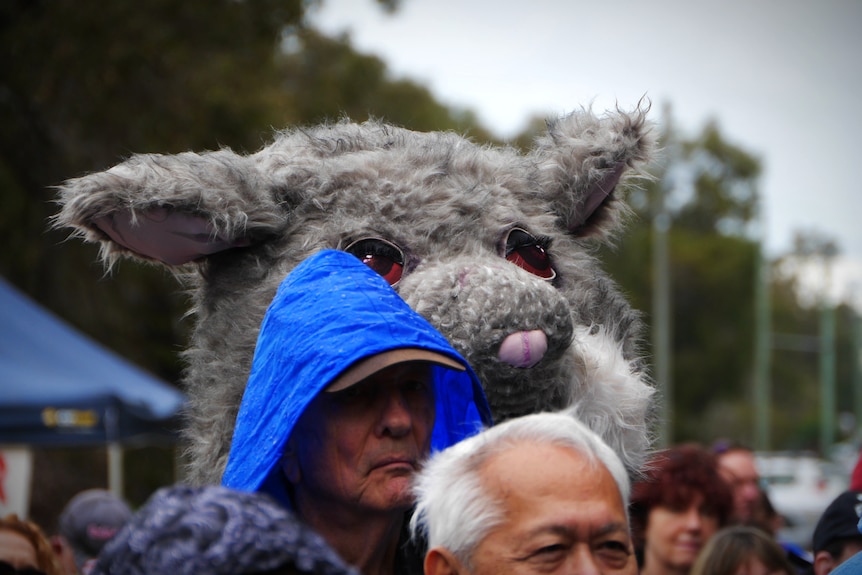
[498,330,548,368]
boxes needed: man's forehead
[481,442,623,506]
[478,444,631,548]
[519,516,631,541]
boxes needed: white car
[756,451,849,550]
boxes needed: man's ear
[425,547,468,575]
[49,535,78,575]
[281,437,301,485]
[813,550,836,575]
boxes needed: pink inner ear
[570,163,625,231]
[95,208,249,265]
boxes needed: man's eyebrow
[593,521,630,538]
[525,521,630,539]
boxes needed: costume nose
[498,330,548,368]
[377,388,413,437]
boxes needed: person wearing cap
[810,490,862,575]
[221,250,493,575]
[830,516,862,575]
[56,489,132,575]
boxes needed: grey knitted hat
[91,485,358,575]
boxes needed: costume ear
[531,105,653,240]
[424,548,466,575]
[54,149,291,267]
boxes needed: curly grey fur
[54,106,656,483]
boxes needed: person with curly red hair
[0,514,62,575]
[630,443,734,575]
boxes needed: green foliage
[276,28,497,140]
[3,0,858,526]
[671,231,758,416]
[605,118,764,445]
[675,121,760,235]
[1,0,500,528]
[0,0,496,374]
[602,114,858,451]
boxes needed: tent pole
[108,442,123,499]
[105,406,123,499]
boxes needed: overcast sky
[309,0,862,306]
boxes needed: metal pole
[108,443,123,499]
[819,261,836,458]
[855,312,862,441]
[653,104,674,448]
[105,406,123,499]
[653,205,672,448]
[753,242,771,450]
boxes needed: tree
[0,0,497,524]
[276,28,496,140]
[0,1,496,381]
[602,112,859,452]
[1,0,308,379]
[601,113,763,444]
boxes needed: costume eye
[504,228,555,280]
[344,238,405,286]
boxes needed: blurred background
[1,0,859,549]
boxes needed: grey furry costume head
[55,106,656,484]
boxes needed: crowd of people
[0,488,130,575]
[5,250,862,574]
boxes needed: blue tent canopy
[0,277,186,446]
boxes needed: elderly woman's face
[643,492,720,573]
[0,528,40,573]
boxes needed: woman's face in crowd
[643,491,720,572]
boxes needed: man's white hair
[409,408,631,565]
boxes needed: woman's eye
[345,238,405,285]
[504,228,555,280]
[698,505,718,518]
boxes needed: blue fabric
[221,250,492,507]
[830,549,862,575]
[0,276,185,445]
